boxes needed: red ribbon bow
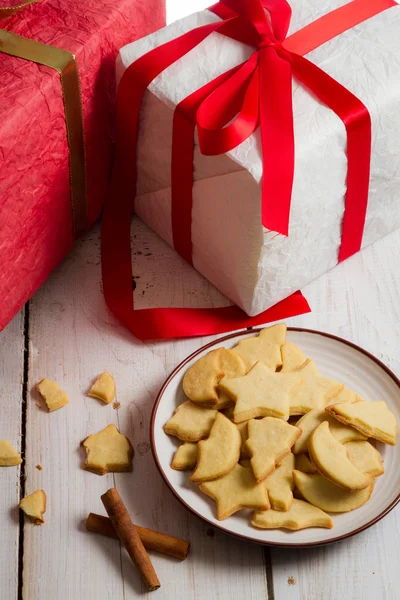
[102,0,396,340]
[174,0,376,264]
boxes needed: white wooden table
[2,216,400,600]
[2,3,400,599]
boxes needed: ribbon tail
[289,52,372,262]
[115,293,311,340]
[259,47,295,236]
[102,20,231,331]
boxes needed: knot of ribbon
[185,0,373,261]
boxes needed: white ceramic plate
[151,328,400,546]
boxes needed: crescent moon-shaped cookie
[190,413,241,483]
[183,349,224,407]
[293,408,367,454]
[308,421,371,491]
[293,470,374,513]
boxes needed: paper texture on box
[0,0,165,330]
[118,0,400,316]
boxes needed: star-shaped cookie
[219,361,302,423]
[199,464,270,520]
[233,324,286,371]
[289,359,343,415]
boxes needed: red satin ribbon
[102,0,396,340]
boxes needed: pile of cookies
[164,324,398,531]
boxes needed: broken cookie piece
[0,440,22,466]
[37,378,69,412]
[20,490,46,524]
[82,424,133,475]
[171,442,197,471]
[89,371,116,405]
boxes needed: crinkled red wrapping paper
[0,0,165,330]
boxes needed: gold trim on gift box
[0,21,88,239]
[0,0,38,19]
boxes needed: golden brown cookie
[190,413,241,483]
[36,378,69,412]
[171,442,198,471]
[199,464,270,520]
[183,349,224,407]
[344,441,384,477]
[236,421,250,458]
[295,453,317,474]
[326,386,363,406]
[233,324,286,371]
[20,490,46,524]
[220,361,302,423]
[88,371,116,404]
[0,440,22,467]
[289,360,343,415]
[293,470,374,513]
[164,401,217,442]
[308,421,371,491]
[293,408,367,454]
[326,400,398,445]
[82,424,134,476]
[280,342,307,373]
[264,453,295,511]
[252,499,333,530]
[246,417,300,482]
[215,349,247,409]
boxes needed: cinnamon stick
[101,488,160,591]
[86,513,189,560]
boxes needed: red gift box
[0,0,165,330]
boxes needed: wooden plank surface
[1,2,399,597]
[22,220,268,599]
[0,312,25,600]
[19,216,400,599]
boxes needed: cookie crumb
[113,401,121,410]
[36,465,43,471]
[287,577,296,586]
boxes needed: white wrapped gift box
[117,0,400,316]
